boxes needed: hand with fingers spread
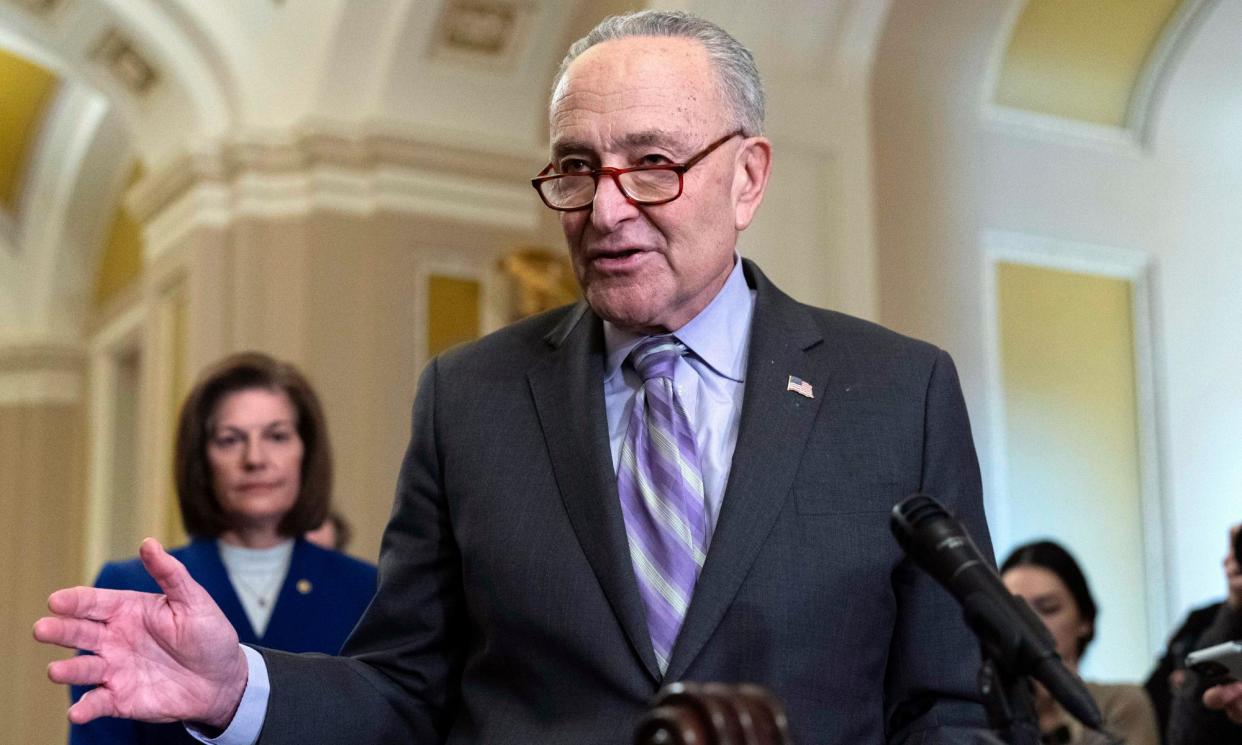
[33,538,249,730]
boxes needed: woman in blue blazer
[70,352,377,744]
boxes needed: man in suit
[36,11,997,744]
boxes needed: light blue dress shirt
[603,257,755,545]
[193,257,756,744]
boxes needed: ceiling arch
[989,0,1221,146]
[1149,0,1242,167]
[0,48,57,215]
[0,0,243,345]
[994,0,1182,127]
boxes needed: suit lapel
[665,261,828,680]
[527,304,662,681]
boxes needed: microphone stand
[976,653,1041,745]
[889,495,1116,744]
[964,593,1121,745]
[962,590,1040,745]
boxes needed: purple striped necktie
[617,335,708,674]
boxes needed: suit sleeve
[259,358,465,744]
[884,349,999,744]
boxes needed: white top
[217,539,294,637]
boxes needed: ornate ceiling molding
[431,0,534,68]
[90,26,159,96]
[6,0,66,17]
[0,337,84,404]
[128,125,546,262]
[982,0,1220,153]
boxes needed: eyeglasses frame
[530,131,745,212]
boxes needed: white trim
[1126,0,1220,146]
[980,246,1010,551]
[981,228,1169,652]
[0,18,74,74]
[0,338,86,404]
[19,83,110,327]
[139,157,540,264]
[979,0,1220,156]
[84,302,145,580]
[0,369,81,404]
[95,0,237,135]
[978,0,1028,119]
[416,259,497,366]
[983,230,1149,278]
[142,279,188,543]
[141,181,231,264]
[982,105,1143,156]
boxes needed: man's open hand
[33,538,249,730]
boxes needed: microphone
[890,494,1103,732]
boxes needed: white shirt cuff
[185,645,270,745]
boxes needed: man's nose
[589,173,638,231]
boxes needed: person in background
[1001,540,1160,745]
[1144,599,1221,741]
[305,509,353,552]
[1166,525,1242,744]
[68,351,377,744]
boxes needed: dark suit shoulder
[798,304,947,386]
[432,302,586,374]
[810,305,938,353]
[299,540,378,583]
[744,258,943,372]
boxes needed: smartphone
[1186,641,1242,684]
[1234,527,1242,565]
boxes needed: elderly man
[36,11,996,744]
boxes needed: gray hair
[551,10,765,136]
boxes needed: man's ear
[731,136,772,231]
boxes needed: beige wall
[0,402,86,745]
[996,262,1149,676]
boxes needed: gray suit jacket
[258,260,996,744]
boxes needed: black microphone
[890,493,1103,732]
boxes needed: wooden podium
[634,682,792,745]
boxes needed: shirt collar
[603,257,752,383]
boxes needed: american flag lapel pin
[786,375,814,399]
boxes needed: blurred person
[305,509,352,552]
[1166,525,1242,744]
[1144,599,1221,740]
[1002,540,1159,745]
[68,351,377,744]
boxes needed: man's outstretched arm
[34,538,249,731]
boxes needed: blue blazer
[69,537,377,744]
